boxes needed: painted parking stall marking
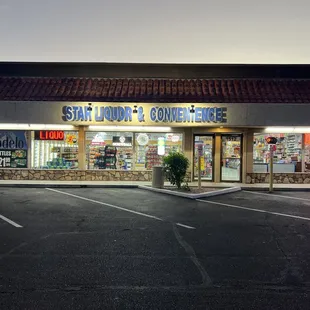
[196,199,310,222]
[244,190,310,203]
[46,188,196,230]
[0,214,23,228]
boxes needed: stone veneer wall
[0,169,153,181]
[247,173,310,184]
[0,169,192,182]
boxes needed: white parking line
[46,188,196,230]
[196,199,310,221]
[0,214,23,228]
[176,223,196,230]
[244,190,310,202]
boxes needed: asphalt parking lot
[1,188,310,309]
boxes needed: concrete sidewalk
[0,179,310,190]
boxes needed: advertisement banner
[0,131,28,150]
[0,149,27,168]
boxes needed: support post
[269,145,274,193]
[198,155,201,189]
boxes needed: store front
[1,62,310,183]
[1,100,310,183]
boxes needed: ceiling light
[264,127,310,133]
[0,124,76,130]
[88,126,172,132]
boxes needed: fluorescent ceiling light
[88,126,172,132]
[264,127,310,133]
[0,124,75,130]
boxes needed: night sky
[0,0,309,63]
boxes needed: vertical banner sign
[157,137,166,156]
[197,143,203,189]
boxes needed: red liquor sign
[34,131,65,141]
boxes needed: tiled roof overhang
[0,77,310,103]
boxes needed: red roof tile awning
[0,77,310,103]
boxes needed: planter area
[139,185,241,199]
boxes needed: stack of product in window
[94,145,117,169]
[146,145,162,169]
[116,147,132,170]
[45,158,76,169]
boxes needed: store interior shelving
[32,140,78,169]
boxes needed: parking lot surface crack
[172,223,212,287]
[266,217,303,286]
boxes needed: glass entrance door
[221,134,242,182]
[194,135,214,181]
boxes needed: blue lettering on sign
[62,105,227,123]
[164,108,170,122]
[118,107,125,122]
[150,107,157,122]
[124,107,132,122]
[84,106,92,121]
[111,107,119,121]
[157,107,164,121]
[95,107,103,121]
[171,108,177,122]
[62,106,72,121]
[104,107,111,121]
[176,108,183,122]
[195,107,202,122]
[183,108,190,122]
[138,107,145,122]
[221,107,227,123]
[209,108,215,122]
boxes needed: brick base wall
[247,173,310,184]
[0,169,153,181]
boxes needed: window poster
[0,131,28,168]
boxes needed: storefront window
[0,131,28,168]
[253,133,302,173]
[221,134,242,181]
[194,135,214,181]
[86,132,133,170]
[135,133,183,170]
[32,131,79,169]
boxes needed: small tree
[163,152,189,189]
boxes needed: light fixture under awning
[264,127,310,133]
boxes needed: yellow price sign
[200,157,205,171]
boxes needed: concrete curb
[138,185,242,199]
[240,186,310,192]
[0,181,139,188]
[0,184,139,188]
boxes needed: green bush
[163,152,189,189]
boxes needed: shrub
[163,152,189,189]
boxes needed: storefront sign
[137,133,149,146]
[112,136,132,147]
[65,132,78,145]
[0,149,27,168]
[90,133,106,146]
[0,131,28,150]
[35,130,65,140]
[62,105,227,124]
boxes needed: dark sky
[0,0,309,63]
